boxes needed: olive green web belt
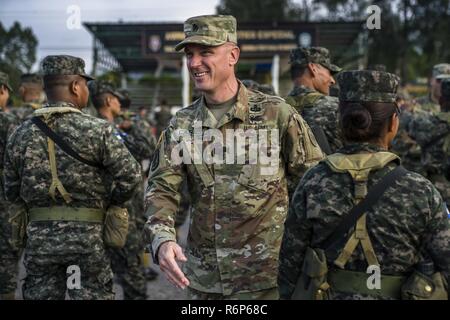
[28,207,105,223]
[328,269,406,299]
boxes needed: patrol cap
[88,80,124,100]
[432,63,450,79]
[289,47,341,74]
[20,73,43,86]
[117,89,131,108]
[441,78,450,99]
[175,15,237,51]
[0,71,13,92]
[337,70,400,103]
[41,55,94,81]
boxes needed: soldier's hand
[158,241,190,289]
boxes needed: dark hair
[339,101,398,143]
[91,92,109,109]
[290,64,308,80]
[43,75,85,100]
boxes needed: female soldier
[278,70,449,300]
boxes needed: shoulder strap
[31,116,103,169]
[321,165,407,250]
[310,125,332,155]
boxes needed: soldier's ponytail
[339,101,397,143]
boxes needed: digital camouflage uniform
[145,16,323,299]
[285,47,343,155]
[416,63,450,114]
[3,55,141,300]
[0,71,20,299]
[410,77,450,204]
[279,70,450,300]
[390,108,424,174]
[11,74,44,121]
[89,80,156,299]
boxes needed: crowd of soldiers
[0,13,449,300]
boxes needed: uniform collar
[194,80,248,128]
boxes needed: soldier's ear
[229,45,240,66]
[69,78,80,97]
[307,63,318,77]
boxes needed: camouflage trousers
[0,202,20,298]
[23,248,114,300]
[108,226,147,300]
[187,287,279,300]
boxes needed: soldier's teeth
[195,72,207,77]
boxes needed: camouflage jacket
[416,94,440,114]
[3,101,141,255]
[286,85,343,154]
[114,113,156,163]
[391,110,423,174]
[0,111,19,200]
[279,143,450,300]
[11,101,43,122]
[145,82,324,295]
[409,111,450,202]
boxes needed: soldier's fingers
[163,270,184,289]
[161,260,186,288]
[174,245,187,262]
[165,257,190,287]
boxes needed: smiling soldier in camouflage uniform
[279,70,450,300]
[0,71,20,300]
[144,15,323,300]
[285,47,343,156]
[3,55,141,300]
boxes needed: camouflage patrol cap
[41,55,94,80]
[117,89,131,108]
[0,71,13,92]
[88,80,124,100]
[175,15,237,51]
[20,73,43,86]
[289,47,341,74]
[441,78,450,99]
[337,70,400,103]
[432,63,450,79]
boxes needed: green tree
[0,21,38,94]
[313,0,450,81]
[216,0,311,21]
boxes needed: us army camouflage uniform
[145,82,324,298]
[286,85,343,153]
[3,55,142,300]
[90,80,155,300]
[279,143,450,300]
[0,108,20,299]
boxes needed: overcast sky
[0,0,228,73]
[1,0,316,74]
